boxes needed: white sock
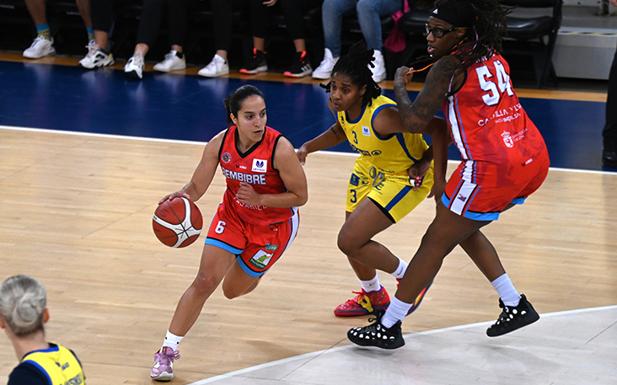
[381,296,411,328]
[360,275,381,293]
[162,330,184,352]
[392,257,408,279]
[491,273,521,307]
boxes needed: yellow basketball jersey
[21,343,85,385]
[338,95,428,175]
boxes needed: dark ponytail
[224,85,266,124]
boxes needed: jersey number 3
[476,60,513,106]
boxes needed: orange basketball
[152,196,203,248]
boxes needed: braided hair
[324,45,382,107]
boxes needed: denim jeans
[322,0,402,57]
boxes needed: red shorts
[205,203,300,277]
[442,151,549,221]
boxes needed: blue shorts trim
[512,197,526,205]
[385,185,412,211]
[236,256,265,278]
[205,238,243,255]
[440,193,499,221]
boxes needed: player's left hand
[394,66,414,86]
[408,158,430,190]
[428,179,445,203]
[262,0,277,6]
[236,182,263,206]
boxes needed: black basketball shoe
[347,313,405,349]
[486,294,540,337]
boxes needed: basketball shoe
[240,48,268,74]
[23,36,55,59]
[347,313,405,350]
[486,294,540,337]
[150,347,180,382]
[284,50,312,78]
[334,286,390,317]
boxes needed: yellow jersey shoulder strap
[22,343,85,385]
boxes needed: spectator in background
[1,275,86,385]
[124,0,189,79]
[79,0,115,69]
[22,0,94,59]
[312,0,402,82]
[240,0,313,78]
[198,0,234,77]
[602,0,617,167]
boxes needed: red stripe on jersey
[219,125,291,225]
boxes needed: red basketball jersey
[218,125,292,225]
[443,53,548,165]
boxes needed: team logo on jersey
[362,126,371,136]
[501,131,514,148]
[222,152,232,163]
[250,250,273,269]
[252,159,268,173]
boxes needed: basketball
[152,196,203,248]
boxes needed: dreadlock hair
[440,0,509,68]
[323,43,382,107]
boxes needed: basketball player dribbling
[348,0,550,349]
[150,85,307,380]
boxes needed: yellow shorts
[345,159,434,223]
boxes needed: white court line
[188,304,617,385]
[1,124,616,176]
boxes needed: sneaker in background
[23,36,55,59]
[79,48,114,69]
[312,48,338,80]
[240,48,268,75]
[124,55,145,79]
[284,50,312,78]
[154,50,186,73]
[333,286,390,317]
[150,346,180,382]
[198,54,229,78]
[370,49,386,83]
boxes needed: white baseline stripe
[1,124,616,176]
[188,304,617,385]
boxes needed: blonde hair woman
[0,275,85,385]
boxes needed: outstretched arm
[394,56,461,133]
[296,122,347,164]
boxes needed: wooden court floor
[0,127,616,385]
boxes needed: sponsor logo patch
[252,159,268,173]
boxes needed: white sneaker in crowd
[370,50,387,83]
[124,55,145,79]
[312,48,338,80]
[79,47,114,69]
[153,50,186,73]
[198,54,229,78]
[23,36,56,59]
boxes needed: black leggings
[211,0,232,51]
[249,0,306,40]
[604,45,617,145]
[90,0,113,32]
[136,0,188,47]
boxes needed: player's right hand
[296,145,309,165]
[159,191,190,205]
